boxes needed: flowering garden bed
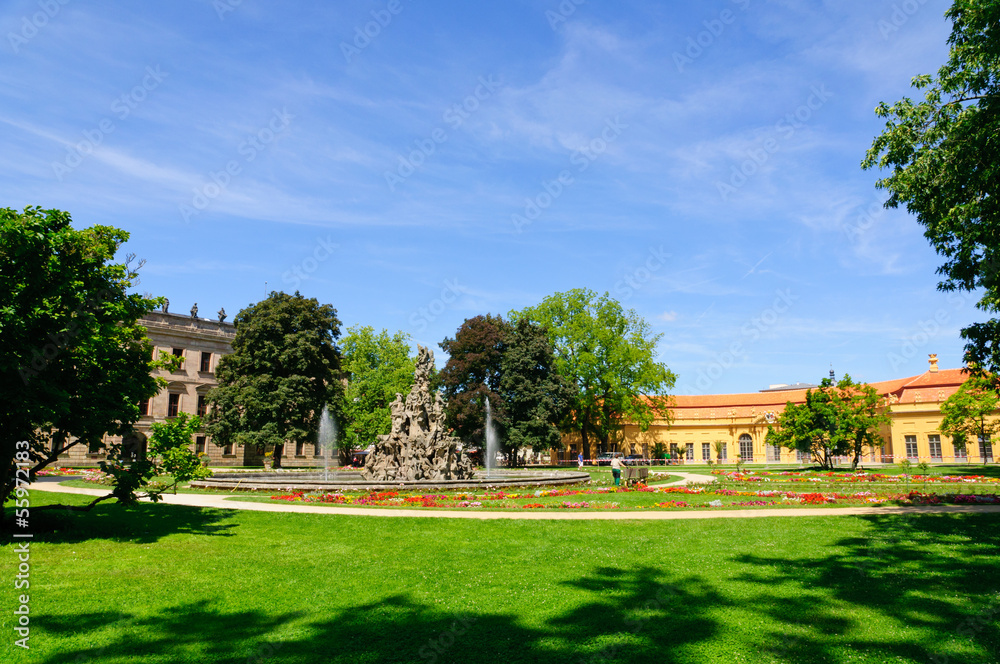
[265,482,1000,511]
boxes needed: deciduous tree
[1,207,167,516]
[939,374,1000,464]
[340,326,415,462]
[512,289,675,458]
[863,1,1000,374]
[148,413,210,493]
[766,375,890,470]
[206,292,344,467]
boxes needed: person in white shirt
[610,456,623,486]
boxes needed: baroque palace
[54,310,994,468]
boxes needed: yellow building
[576,356,995,466]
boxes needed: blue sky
[2,0,973,395]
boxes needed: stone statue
[218,307,227,322]
[190,303,198,318]
[162,298,169,313]
[363,345,475,481]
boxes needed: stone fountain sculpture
[363,345,475,481]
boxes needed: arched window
[738,434,753,461]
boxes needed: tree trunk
[273,443,284,468]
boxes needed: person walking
[611,455,622,486]
[577,451,584,470]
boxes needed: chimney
[928,354,939,373]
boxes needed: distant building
[565,355,995,465]
[55,309,322,468]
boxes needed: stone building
[54,308,322,468]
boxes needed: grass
[3,492,1000,663]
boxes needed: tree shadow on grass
[33,558,995,664]
[731,512,1000,663]
[1,500,237,546]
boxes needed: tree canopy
[439,314,510,449]
[766,375,890,470]
[1,207,166,514]
[205,291,344,467]
[512,289,675,457]
[439,315,571,466]
[340,326,415,460]
[863,1,1000,374]
[939,374,1000,463]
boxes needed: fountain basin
[190,469,590,492]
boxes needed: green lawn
[3,492,999,663]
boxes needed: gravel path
[29,477,1000,521]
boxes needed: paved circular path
[30,476,1000,520]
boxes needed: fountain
[363,345,475,481]
[317,405,337,482]
[485,397,498,479]
[190,345,590,492]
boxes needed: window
[685,444,694,461]
[172,348,184,358]
[738,434,753,461]
[223,443,234,456]
[197,395,207,417]
[168,393,180,417]
[717,444,728,461]
[767,444,781,462]
[796,449,808,463]
[979,435,994,462]
[954,442,967,459]
[702,443,711,461]
[139,399,149,416]
[928,435,942,460]
[905,435,918,460]
[200,352,212,372]
[195,436,206,455]
[295,441,304,457]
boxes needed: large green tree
[438,314,510,452]
[512,289,676,458]
[340,326,415,461]
[497,318,573,465]
[863,1,1000,374]
[939,374,1000,463]
[205,292,344,467]
[766,375,890,470]
[1,207,167,515]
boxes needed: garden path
[29,478,1000,520]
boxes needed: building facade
[55,309,323,468]
[569,356,996,466]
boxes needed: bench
[624,466,648,485]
